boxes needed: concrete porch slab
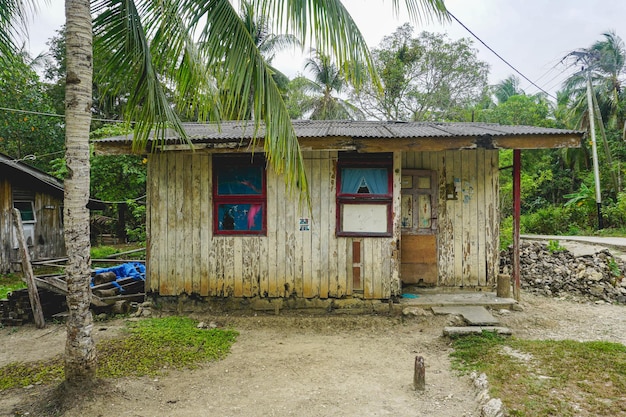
[431,306,500,326]
[399,292,516,309]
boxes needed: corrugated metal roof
[0,152,65,191]
[95,120,584,144]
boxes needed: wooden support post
[497,274,511,299]
[12,208,46,328]
[512,150,521,302]
[413,356,425,391]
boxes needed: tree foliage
[351,24,489,121]
[0,50,64,172]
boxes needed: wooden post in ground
[413,356,425,391]
[12,208,46,328]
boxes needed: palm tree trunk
[64,0,96,383]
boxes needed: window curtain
[341,168,388,194]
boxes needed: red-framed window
[336,153,393,237]
[213,154,266,236]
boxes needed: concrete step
[443,326,512,337]
[432,305,500,326]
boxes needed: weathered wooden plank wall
[403,150,499,287]
[146,151,398,299]
[0,181,65,272]
[31,193,65,260]
[0,178,11,273]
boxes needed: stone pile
[500,241,626,303]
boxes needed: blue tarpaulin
[91,262,146,291]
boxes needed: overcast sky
[24,0,626,100]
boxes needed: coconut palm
[298,51,365,120]
[561,31,626,193]
[493,75,525,105]
[561,31,626,131]
[2,0,448,384]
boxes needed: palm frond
[0,0,36,63]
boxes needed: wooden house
[95,121,582,303]
[0,153,102,273]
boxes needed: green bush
[602,192,626,228]
[521,205,591,235]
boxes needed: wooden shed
[95,121,583,302]
[0,153,103,273]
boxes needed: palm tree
[2,0,448,384]
[562,31,625,131]
[299,51,365,120]
[561,31,626,194]
[493,75,525,104]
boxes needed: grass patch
[451,332,626,416]
[90,245,122,259]
[0,273,27,299]
[0,316,238,389]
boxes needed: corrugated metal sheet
[95,120,584,144]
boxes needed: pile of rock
[500,241,626,303]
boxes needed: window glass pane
[417,194,432,228]
[341,204,388,233]
[341,168,388,194]
[217,166,263,195]
[14,201,35,222]
[417,176,431,189]
[401,195,413,228]
[217,204,263,231]
[401,176,413,189]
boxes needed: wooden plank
[149,154,161,293]
[200,153,210,296]
[191,154,202,294]
[214,237,224,296]
[477,148,487,286]
[275,169,287,297]
[319,153,330,298]
[310,153,322,297]
[468,150,479,285]
[461,151,471,286]
[183,154,193,294]
[328,152,341,297]
[402,235,437,262]
[266,168,277,297]
[241,238,254,297]
[486,150,500,285]
[361,238,370,299]
[12,209,45,328]
[284,181,297,298]
[453,150,463,286]
[439,151,454,286]
[302,154,314,298]
[390,151,402,296]
[175,153,185,294]
[162,153,177,294]
[233,237,243,297]
[224,238,235,296]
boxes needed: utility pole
[585,69,604,229]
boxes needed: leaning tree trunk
[64,0,97,383]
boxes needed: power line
[0,106,129,124]
[447,11,557,101]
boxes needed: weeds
[0,316,238,389]
[0,274,26,299]
[451,332,626,416]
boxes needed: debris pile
[500,241,626,303]
[0,288,66,326]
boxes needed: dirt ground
[1,241,625,417]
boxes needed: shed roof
[94,120,584,154]
[0,152,105,209]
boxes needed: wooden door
[400,169,438,285]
